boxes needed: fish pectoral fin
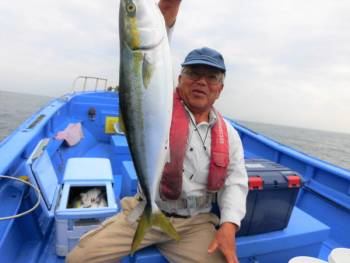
[153,212,180,241]
[142,54,153,89]
[130,210,180,254]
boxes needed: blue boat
[0,86,349,263]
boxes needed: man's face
[177,65,224,114]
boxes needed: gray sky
[1,0,349,134]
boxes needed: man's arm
[209,124,249,263]
[158,0,182,28]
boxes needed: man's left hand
[158,0,182,27]
[208,222,239,263]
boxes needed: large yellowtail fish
[118,0,180,253]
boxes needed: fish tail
[131,208,151,254]
[152,212,180,241]
[131,210,180,254]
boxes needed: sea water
[0,90,52,141]
[239,121,350,171]
[0,90,349,170]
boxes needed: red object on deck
[249,176,264,190]
[287,175,301,188]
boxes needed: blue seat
[121,246,167,263]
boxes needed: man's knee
[65,245,85,263]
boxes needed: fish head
[119,0,165,51]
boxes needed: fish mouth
[133,37,164,51]
[123,37,161,52]
[130,28,165,51]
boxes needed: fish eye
[126,3,136,14]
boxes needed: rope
[0,175,41,221]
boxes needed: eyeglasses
[181,67,224,85]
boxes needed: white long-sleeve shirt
[156,107,248,227]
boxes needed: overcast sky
[0,0,349,134]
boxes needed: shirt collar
[182,103,218,127]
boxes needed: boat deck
[0,91,349,263]
[7,141,332,263]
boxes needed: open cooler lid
[63,158,113,182]
[31,151,59,209]
[26,139,60,218]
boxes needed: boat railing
[72,76,111,92]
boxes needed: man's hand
[158,0,182,27]
[208,222,239,263]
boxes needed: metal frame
[72,76,108,92]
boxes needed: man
[67,1,248,262]
[156,46,248,263]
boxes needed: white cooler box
[26,139,118,257]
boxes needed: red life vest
[160,90,230,200]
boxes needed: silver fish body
[118,0,179,252]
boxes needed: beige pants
[66,196,226,263]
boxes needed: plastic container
[26,140,118,256]
[237,159,303,236]
[55,158,118,256]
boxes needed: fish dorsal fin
[142,53,154,89]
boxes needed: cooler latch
[287,175,301,188]
[249,176,263,190]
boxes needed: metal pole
[95,78,98,91]
[83,77,87,91]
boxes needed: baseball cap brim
[181,60,226,72]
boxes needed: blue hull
[0,91,349,263]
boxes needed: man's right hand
[208,222,239,263]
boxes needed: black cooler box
[237,159,304,236]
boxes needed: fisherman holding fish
[67,0,248,263]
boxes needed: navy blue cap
[181,47,226,72]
